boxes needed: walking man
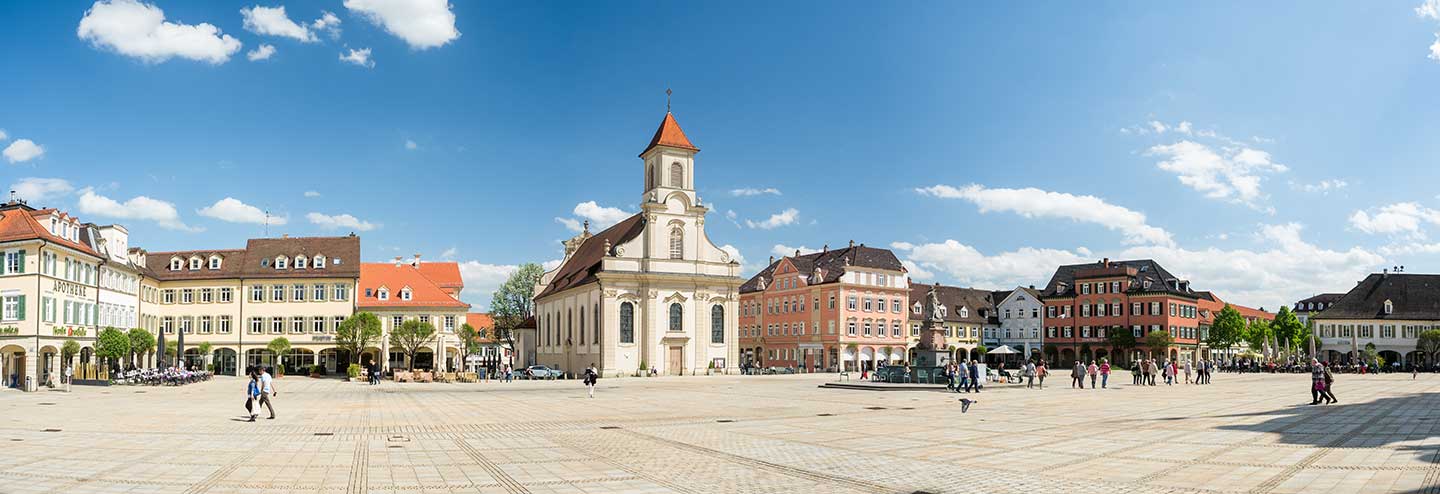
[1071,360,1085,389]
[1087,360,1098,389]
[258,366,277,420]
[1025,360,1037,389]
[1099,358,1111,389]
[583,363,599,398]
[968,359,981,393]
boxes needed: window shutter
[16,295,25,321]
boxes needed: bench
[837,372,850,382]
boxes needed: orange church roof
[639,112,699,156]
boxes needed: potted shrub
[707,361,715,375]
[309,365,322,378]
[637,360,647,377]
[346,363,362,381]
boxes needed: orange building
[1196,291,1275,358]
[358,257,470,372]
[1039,258,1204,365]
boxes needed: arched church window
[670,162,683,188]
[620,302,634,343]
[669,303,683,332]
[711,305,724,343]
[669,228,683,259]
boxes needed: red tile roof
[418,262,463,288]
[0,208,99,257]
[639,112,699,157]
[359,262,470,309]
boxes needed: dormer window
[274,256,287,269]
[912,302,922,315]
[400,287,413,301]
[939,306,948,318]
[313,255,325,269]
[189,256,202,270]
[377,288,389,301]
[1383,299,1393,315]
[959,306,969,318]
[209,256,222,270]
[169,257,182,271]
[295,256,307,269]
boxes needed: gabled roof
[0,207,99,257]
[359,261,469,309]
[418,262,463,289]
[144,236,360,281]
[639,112,699,157]
[1293,293,1345,312]
[1040,259,1198,299]
[740,244,904,293]
[908,282,999,325]
[1314,273,1440,320]
[466,313,497,342]
[535,213,647,301]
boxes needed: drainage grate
[865,407,887,410]
[134,391,146,394]
[9,439,21,442]
[715,419,734,423]
[38,403,55,406]
[816,413,835,417]
[900,407,915,410]
[386,435,409,442]
[313,432,334,436]
[387,445,402,449]
[599,426,622,430]
[42,429,61,433]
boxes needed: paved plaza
[1,372,1438,494]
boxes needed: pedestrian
[1087,360,1098,389]
[64,365,72,393]
[245,366,261,422]
[583,363,598,398]
[1132,360,1142,386]
[1414,364,1419,380]
[1099,358,1111,389]
[1024,360,1037,389]
[1309,358,1326,405]
[1071,360,1084,389]
[1163,360,1174,385]
[258,366,277,420]
[1148,359,1158,386]
[1184,360,1193,384]
[945,362,957,391]
[1036,361,1047,389]
[966,359,981,393]
[1321,362,1337,404]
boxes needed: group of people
[1310,358,1338,404]
[944,360,983,393]
[1070,359,1112,388]
[1128,358,1215,386]
[243,365,277,422]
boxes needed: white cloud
[771,244,814,258]
[339,47,374,68]
[1175,121,1193,135]
[0,129,7,141]
[1429,35,1440,61]
[1147,140,1287,210]
[1290,179,1348,194]
[246,43,276,61]
[240,5,315,42]
[404,139,417,150]
[542,258,563,271]
[917,184,1174,247]
[3,139,46,163]
[10,177,74,203]
[730,187,782,197]
[312,11,342,39]
[1348,202,1440,236]
[307,212,378,231]
[900,260,934,281]
[893,240,1090,290]
[718,244,749,268]
[197,197,284,225]
[894,223,1382,310]
[1421,0,1440,19]
[556,201,632,232]
[76,187,199,231]
[77,0,242,65]
[343,0,460,49]
[1119,223,1383,310]
[456,261,517,310]
[1148,121,1168,134]
[303,190,321,197]
[439,247,457,260]
[745,208,799,229]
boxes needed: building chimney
[394,256,403,267]
[794,249,800,257]
[412,253,421,266]
[1102,257,1110,267]
[848,240,855,249]
[769,255,774,266]
[822,244,828,252]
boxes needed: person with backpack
[583,363,599,398]
[245,366,261,422]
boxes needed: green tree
[267,337,291,374]
[491,263,545,365]
[1417,330,1440,365]
[1107,326,1137,365]
[1246,319,1274,352]
[1271,307,1304,354]
[61,339,80,369]
[1208,305,1246,353]
[1144,329,1174,357]
[127,328,154,368]
[389,320,436,370]
[336,312,382,365]
[196,341,213,370]
[95,327,130,370]
[457,323,480,357]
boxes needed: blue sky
[3,1,1440,310]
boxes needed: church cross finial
[666,88,672,113]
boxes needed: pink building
[737,242,909,372]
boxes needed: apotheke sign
[53,279,88,297]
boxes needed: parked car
[524,365,563,379]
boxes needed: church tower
[639,111,700,207]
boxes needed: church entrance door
[668,346,683,375]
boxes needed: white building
[994,286,1044,361]
[1310,272,1438,367]
[533,111,743,377]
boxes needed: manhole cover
[386,435,409,442]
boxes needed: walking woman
[1310,358,1326,404]
[1024,360,1037,389]
[1087,360,1099,389]
[1036,361,1048,389]
[583,363,599,398]
[1099,358,1111,389]
[1133,360,1142,386]
[1321,362,1337,404]
[1183,360,1193,384]
[245,366,261,422]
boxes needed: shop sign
[0,326,18,335]
[51,326,86,337]
[312,335,333,342]
[53,279,89,297]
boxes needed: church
[532,110,743,377]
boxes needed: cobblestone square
[1,373,1437,493]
